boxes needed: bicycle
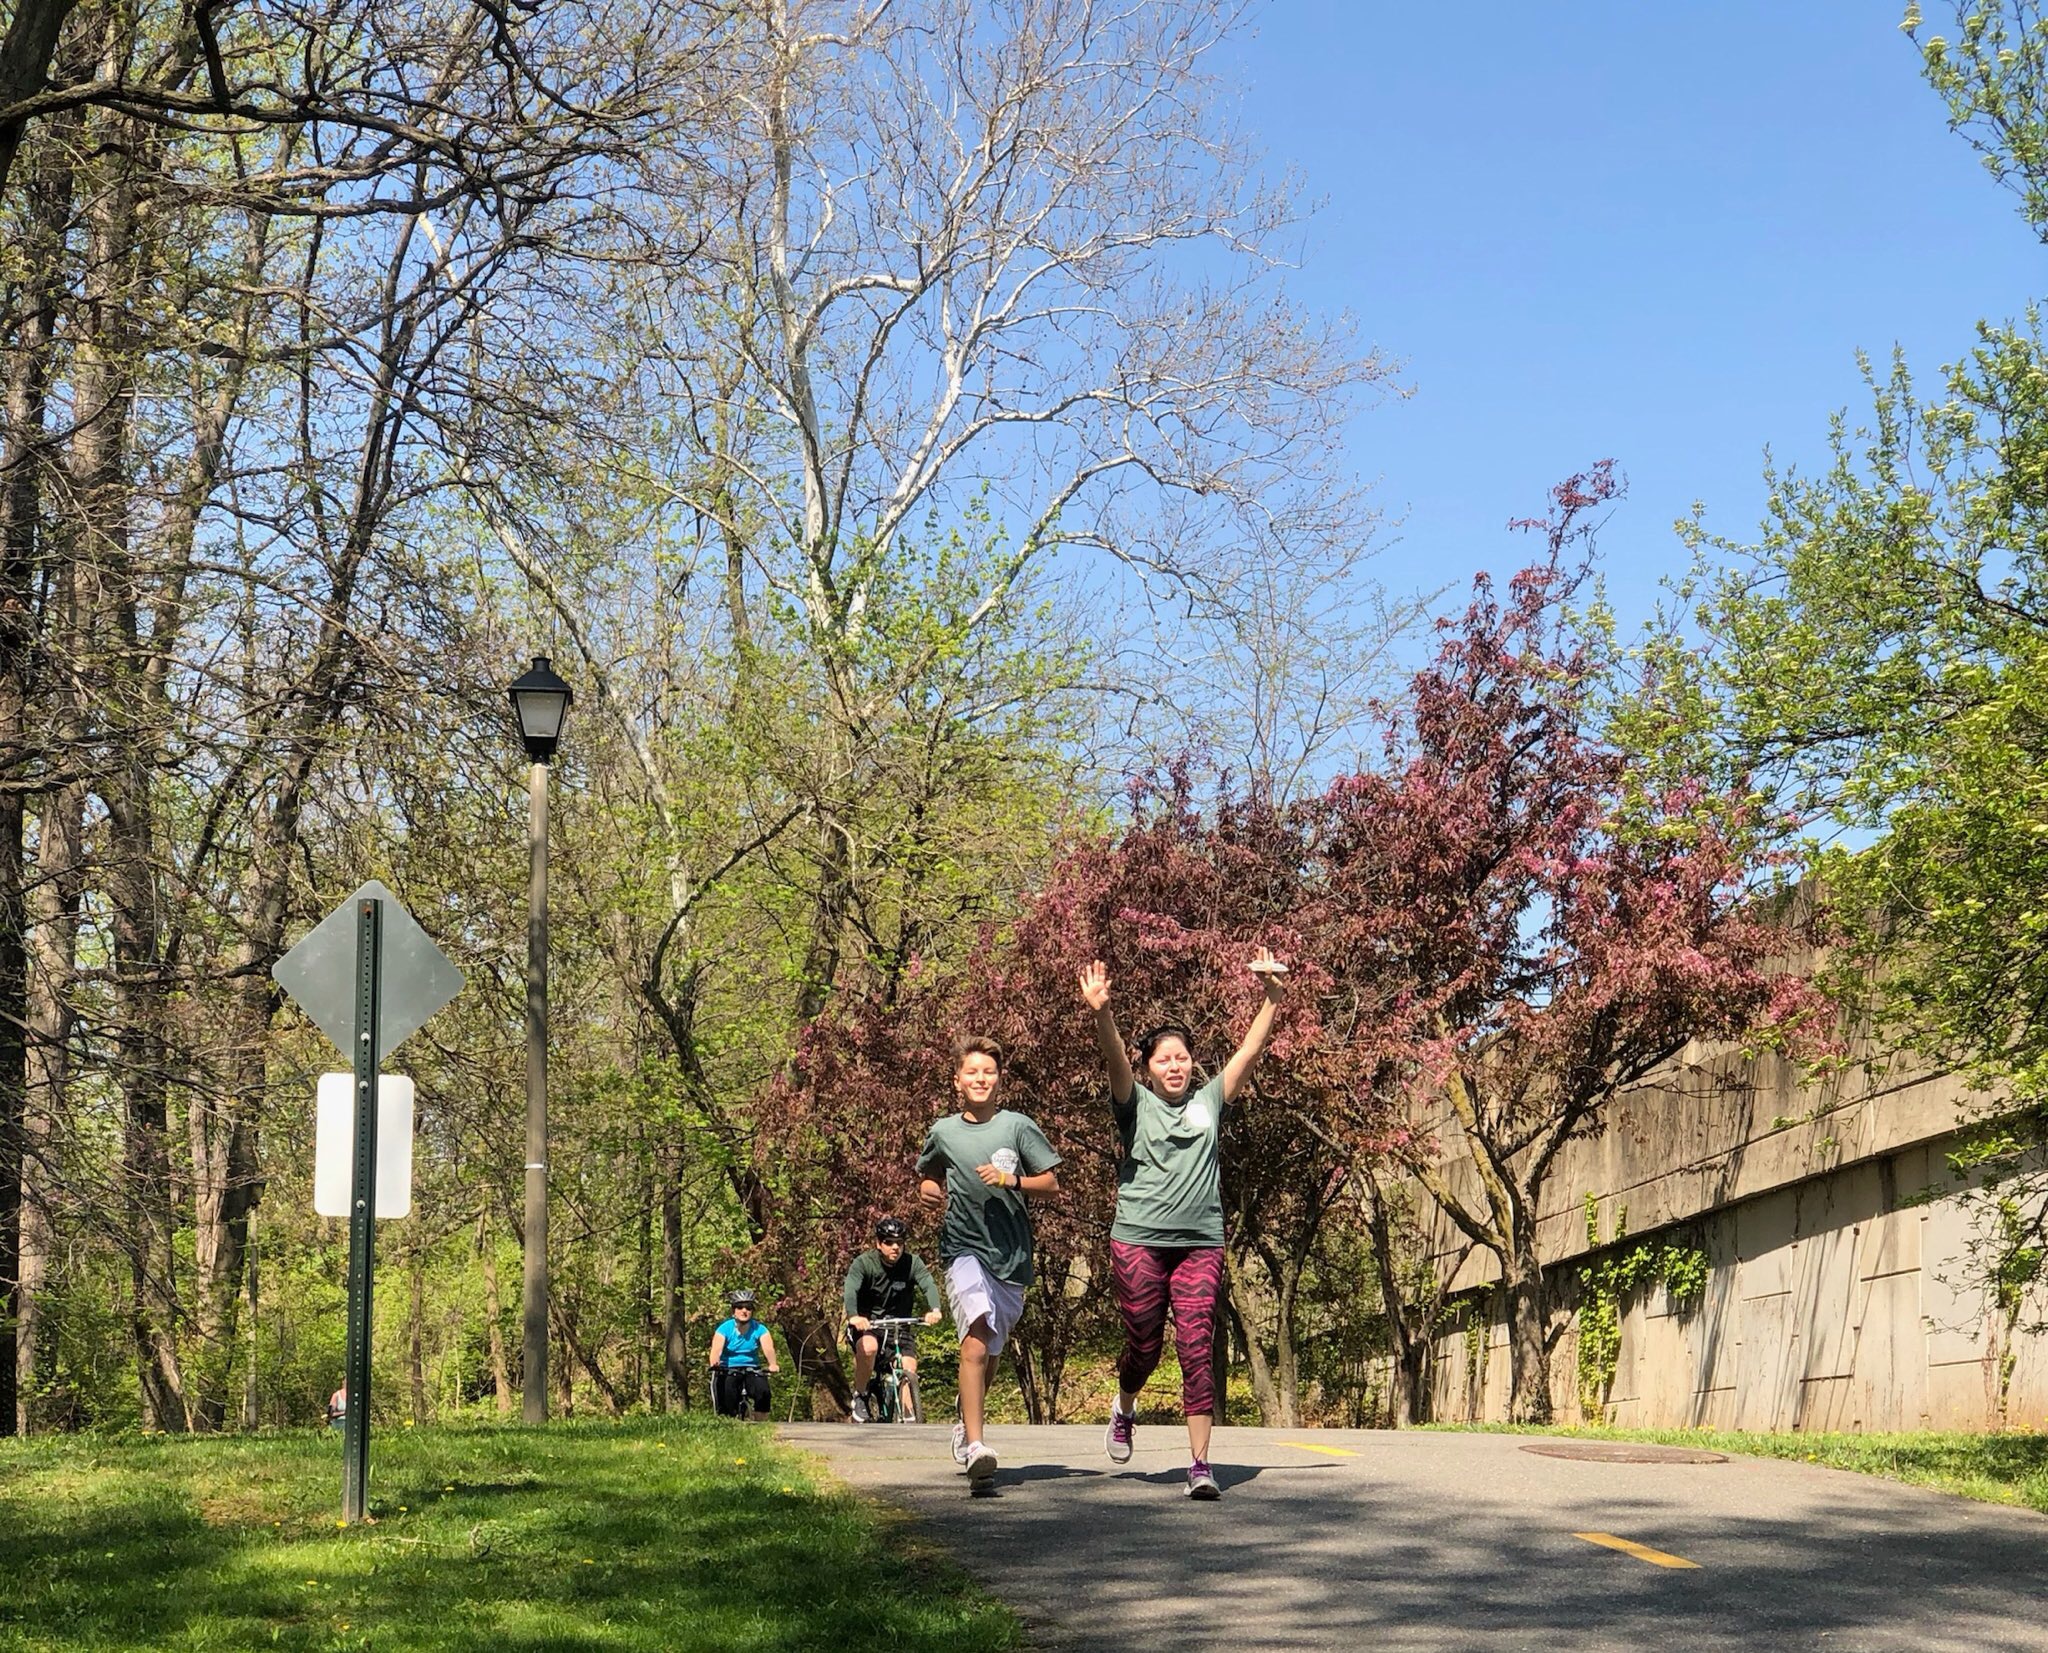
[711,1359,772,1421]
[856,1316,925,1424]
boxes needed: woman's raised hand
[1079,960,1112,1011]
[1247,945,1288,995]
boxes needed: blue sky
[1221,2,2044,639]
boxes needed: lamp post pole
[507,655,571,1425]
[523,753,550,1424]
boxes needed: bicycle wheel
[899,1371,922,1425]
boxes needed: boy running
[916,1034,1062,1485]
[1079,946,1286,1498]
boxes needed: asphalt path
[779,1421,2048,1651]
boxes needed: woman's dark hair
[952,1033,1005,1072]
[1134,1021,1195,1067]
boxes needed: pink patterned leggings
[1111,1240,1225,1417]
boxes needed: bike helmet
[728,1288,757,1308]
[875,1217,908,1242]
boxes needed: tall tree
[1331,481,1823,1422]
[1689,1,2048,1317]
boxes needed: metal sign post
[274,879,462,1527]
[341,898,382,1524]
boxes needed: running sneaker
[850,1393,870,1424]
[1186,1459,1221,1500]
[951,1417,969,1466]
[1104,1403,1135,1464]
[964,1441,999,1484]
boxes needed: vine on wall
[1574,1195,1708,1422]
[1462,1286,1492,1419]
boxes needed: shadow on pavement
[988,1463,1106,1485]
[1122,1463,1329,1490]
[843,1456,2045,1647]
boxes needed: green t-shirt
[916,1109,1062,1287]
[842,1249,941,1320]
[1110,1075,1225,1248]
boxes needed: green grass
[1434,1422,2048,1514]
[0,1415,1021,1652]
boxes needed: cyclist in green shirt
[844,1217,944,1421]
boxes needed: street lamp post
[507,655,571,1424]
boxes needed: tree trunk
[659,1138,689,1408]
[1388,1335,1429,1428]
[173,326,267,1431]
[637,1134,654,1408]
[240,1246,261,1431]
[782,1302,851,1418]
[1221,1251,1286,1425]
[554,1296,624,1417]
[1504,1249,1554,1425]
[190,856,285,1429]
[19,772,84,1434]
[554,1321,574,1416]
[0,0,81,197]
[69,102,187,1431]
[794,813,852,1024]
[1359,1174,1432,1427]
[478,1210,513,1415]
[1269,1252,1302,1428]
[0,773,21,1441]
[109,754,186,1431]
[409,1246,429,1425]
[1006,1342,1045,1424]
[0,103,76,1441]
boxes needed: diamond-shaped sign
[273,880,464,1058]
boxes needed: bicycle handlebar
[858,1315,926,1330]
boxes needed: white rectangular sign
[313,1073,415,1219]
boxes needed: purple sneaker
[1186,1459,1221,1500]
[1104,1404,1135,1464]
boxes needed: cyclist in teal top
[709,1289,780,1420]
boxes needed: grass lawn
[1436,1422,2048,1515]
[0,1415,1021,1652]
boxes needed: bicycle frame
[860,1316,924,1424]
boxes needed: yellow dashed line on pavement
[1278,1441,1360,1458]
[1573,1531,1701,1569]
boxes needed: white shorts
[946,1255,1027,1358]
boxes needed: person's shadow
[968,1463,1106,1497]
[1125,1462,1316,1491]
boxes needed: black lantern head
[508,655,573,762]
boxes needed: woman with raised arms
[1078,946,1286,1500]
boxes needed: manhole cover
[1519,1441,1727,1465]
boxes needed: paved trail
[781,1422,2048,1651]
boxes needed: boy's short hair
[951,1033,1005,1072]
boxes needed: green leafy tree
[1689,2,2048,1319]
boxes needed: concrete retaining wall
[1415,1040,2045,1432]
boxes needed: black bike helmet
[728,1288,757,1308]
[875,1217,908,1242]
